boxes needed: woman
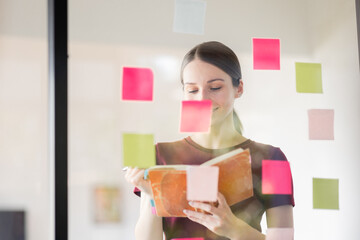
[125,41,294,240]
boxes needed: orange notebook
[148,148,253,217]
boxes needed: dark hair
[180,41,243,134]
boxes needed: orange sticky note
[308,109,334,140]
[180,100,212,133]
[122,67,153,101]
[187,166,219,202]
[262,160,292,195]
[253,38,280,70]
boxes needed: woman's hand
[183,192,245,239]
[124,167,152,196]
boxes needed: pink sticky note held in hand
[180,100,212,133]
[122,67,153,101]
[253,38,280,70]
[187,166,219,202]
[262,160,292,195]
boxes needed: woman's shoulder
[156,137,191,158]
[156,138,188,152]
[247,140,287,161]
[156,137,204,165]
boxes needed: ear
[234,79,243,98]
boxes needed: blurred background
[0,0,359,239]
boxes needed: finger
[183,209,213,224]
[189,201,217,215]
[217,192,228,207]
[125,167,142,179]
[124,167,137,180]
[133,169,146,183]
[125,168,142,183]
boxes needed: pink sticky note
[187,166,219,202]
[253,38,280,70]
[308,109,334,140]
[122,67,153,101]
[266,228,294,240]
[151,206,157,215]
[180,100,212,133]
[262,160,292,195]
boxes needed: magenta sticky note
[187,166,219,202]
[266,228,294,240]
[308,109,334,140]
[262,160,292,195]
[253,38,280,70]
[151,206,157,215]
[122,67,153,101]
[180,100,212,133]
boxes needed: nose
[197,89,209,101]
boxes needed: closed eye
[188,89,198,94]
[210,87,222,91]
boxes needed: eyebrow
[207,78,224,83]
[184,78,225,85]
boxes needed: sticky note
[313,178,339,210]
[180,100,212,133]
[262,160,292,195]
[308,109,334,140]
[253,38,280,70]
[295,62,323,93]
[151,207,157,215]
[122,133,155,168]
[144,169,149,180]
[150,200,157,215]
[173,0,207,35]
[266,228,294,240]
[122,67,153,101]
[187,166,219,202]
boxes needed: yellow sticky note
[122,133,155,168]
[313,178,339,210]
[296,62,323,93]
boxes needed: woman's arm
[266,205,293,228]
[135,193,163,240]
[125,168,163,240]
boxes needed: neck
[190,112,247,149]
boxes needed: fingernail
[188,201,194,206]
[183,209,188,214]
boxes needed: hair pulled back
[180,41,242,87]
[180,41,243,134]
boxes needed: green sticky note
[313,178,339,210]
[296,62,323,93]
[122,133,155,168]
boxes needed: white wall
[0,0,50,238]
[0,0,359,240]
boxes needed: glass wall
[65,0,359,240]
[0,0,51,240]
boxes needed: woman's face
[182,58,242,126]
